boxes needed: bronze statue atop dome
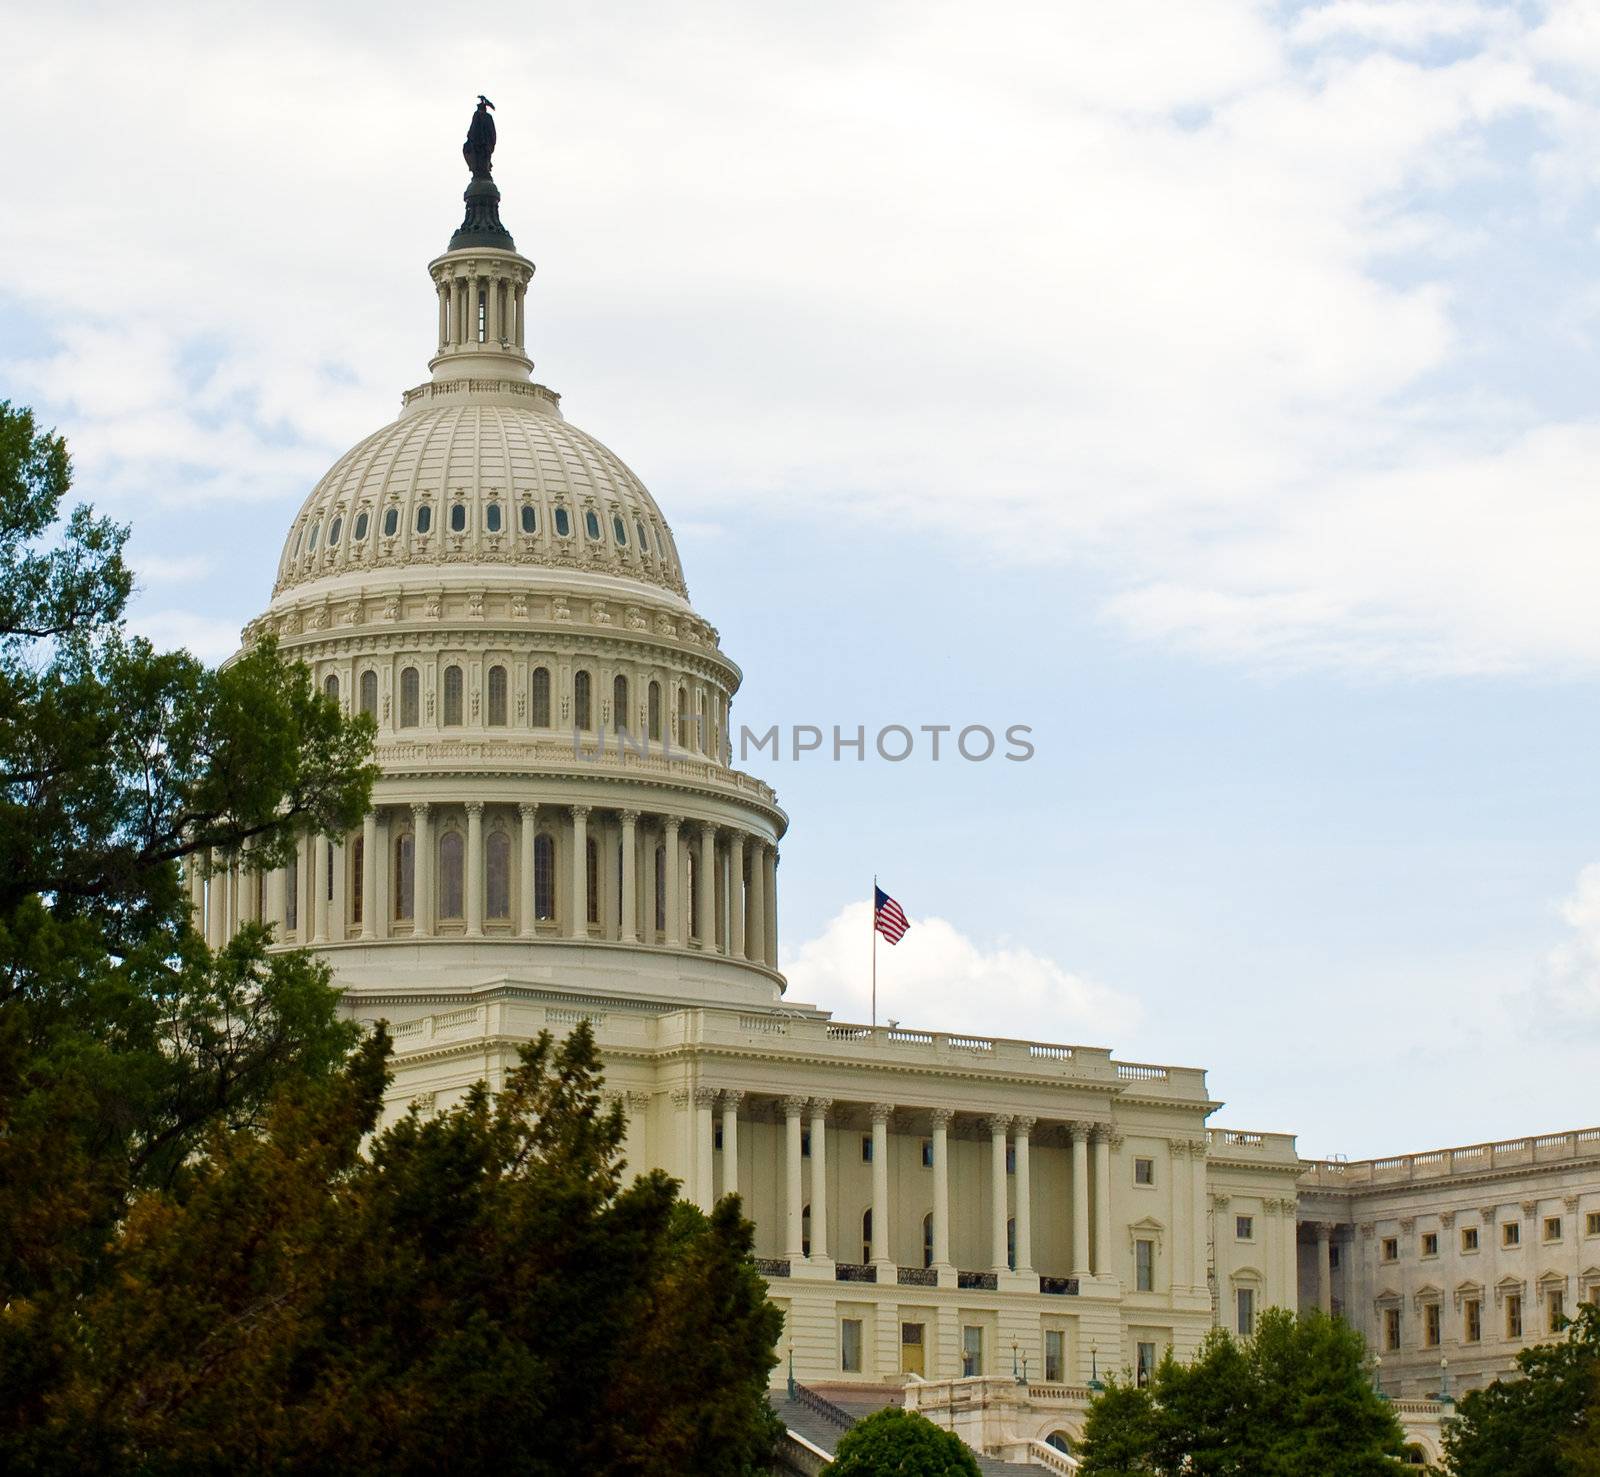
[464,95,496,179]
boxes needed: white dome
[274,384,687,602]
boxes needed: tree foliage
[1078,1310,1407,1477]
[1444,1302,1600,1477]
[825,1406,984,1475]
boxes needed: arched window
[573,670,592,730]
[923,1212,934,1269]
[323,673,339,702]
[353,511,369,542]
[308,521,320,551]
[443,665,463,726]
[520,503,536,534]
[383,507,399,537]
[677,686,690,749]
[328,516,342,547]
[613,674,630,735]
[697,691,708,756]
[1046,1434,1074,1457]
[415,504,432,534]
[284,852,299,932]
[399,668,419,728]
[486,831,511,919]
[613,514,628,546]
[358,669,377,718]
[449,502,466,533]
[586,836,600,925]
[531,666,551,728]
[862,1209,873,1265]
[654,844,666,932]
[485,502,502,533]
[553,506,571,538]
[438,831,464,920]
[393,833,414,921]
[350,836,364,926]
[534,833,555,920]
[487,665,508,726]
[648,680,662,742]
[802,1204,812,1260]
[584,509,601,540]
[635,518,648,552]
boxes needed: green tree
[1079,1310,1406,1477]
[1445,1302,1600,1477]
[824,1406,984,1475]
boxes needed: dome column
[765,845,779,966]
[465,801,484,937]
[569,805,590,939]
[663,815,682,948]
[518,803,538,937]
[372,809,390,940]
[746,843,766,965]
[312,838,329,945]
[359,813,378,941]
[266,853,285,938]
[619,810,639,943]
[696,823,715,948]
[412,803,433,937]
[728,832,746,959]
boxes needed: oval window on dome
[416,504,432,534]
[486,502,502,533]
[328,516,342,547]
[520,503,537,535]
[635,518,648,552]
[383,507,398,537]
[584,510,601,541]
[553,507,571,538]
[353,511,369,541]
[307,521,320,552]
[449,502,466,533]
[613,515,627,546]
[293,528,304,558]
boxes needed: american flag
[874,886,910,945]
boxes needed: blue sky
[6,0,1600,1156]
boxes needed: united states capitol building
[191,117,1600,1468]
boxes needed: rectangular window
[1462,1226,1479,1253]
[1549,1291,1565,1333]
[961,1326,984,1377]
[1330,1243,1341,1270]
[1134,1157,1154,1185]
[1384,1307,1401,1351]
[1588,1212,1600,1237]
[1545,1216,1563,1243]
[1136,1239,1154,1293]
[1236,1215,1254,1241]
[1424,1303,1441,1348]
[841,1319,863,1374]
[1006,1144,1016,1174]
[1136,1341,1156,1388]
[1044,1329,1065,1383]
[1465,1299,1481,1343]
[1236,1287,1255,1336]
[1381,1237,1398,1262]
[1507,1294,1523,1340]
[861,1135,873,1163]
[713,1124,723,1152]
[921,1139,934,1169]
[1422,1232,1438,1257]
[1503,1222,1521,1248]
[801,1130,811,1158]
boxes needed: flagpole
[871,875,878,1030]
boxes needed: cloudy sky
[7,0,1600,1156]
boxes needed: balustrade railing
[754,1257,791,1278]
[898,1266,937,1287]
[957,1270,998,1291]
[1040,1275,1080,1296]
[834,1262,877,1283]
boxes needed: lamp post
[1438,1356,1452,1406]
[1088,1343,1103,1393]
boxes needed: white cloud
[1543,863,1600,1022]
[4,2,1600,675]
[127,608,244,664]
[781,901,1142,1045]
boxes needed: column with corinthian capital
[783,1096,806,1262]
[987,1115,1012,1272]
[569,805,589,940]
[931,1108,954,1279]
[809,1098,832,1263]
[619,810,638,943]
[465,801,484,938]
[870,1104,894,1272]
[1070,1123,1091,1278]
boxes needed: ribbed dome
[273,385,687,601]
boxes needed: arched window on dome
[353,511,369,542]
[393,832,414,922]
[416,504,432,535]
[677,686,690,749]
[383,507,399,537]
[586,837,600,926]
[923,1213,935,1269]
[531,666,551,728]
[520,503,537,535]
[613,674,630,737]
[292,528,304,559]
[449,502,466,534]
[307,521,320,552]
[438,830,464,921]
[350,835,364,928]
[443,666,464,727]
[697,691,709,758]
[485,502,502,534]
[613,515,627,546]
[486,830,511,920]
[635,519,648,554]
[323,673,339,703]
[534,833,555,921]
[648,681,662,743]
[584,509,601,541]
[654,844,666,934]
[487,665,507,726]
[553,506,571,538]
[573,670,592,731]
[359,669,377,719]
[399,668,419,729]
[328,516,342,547]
